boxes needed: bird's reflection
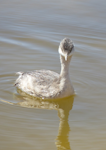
[56,97,74,150]
[14,89,74,150]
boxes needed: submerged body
[15,38,75,99]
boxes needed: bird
[14,38,75,99]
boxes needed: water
[0,0,106,149]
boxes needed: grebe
[15,38,75,99]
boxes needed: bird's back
[15,70,60,98]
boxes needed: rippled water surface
[0,0,106,149]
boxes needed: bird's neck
[60,55,72,79]
[59,55,74,97]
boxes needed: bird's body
[15,38,75,99]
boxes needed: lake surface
[0,0,106,149]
